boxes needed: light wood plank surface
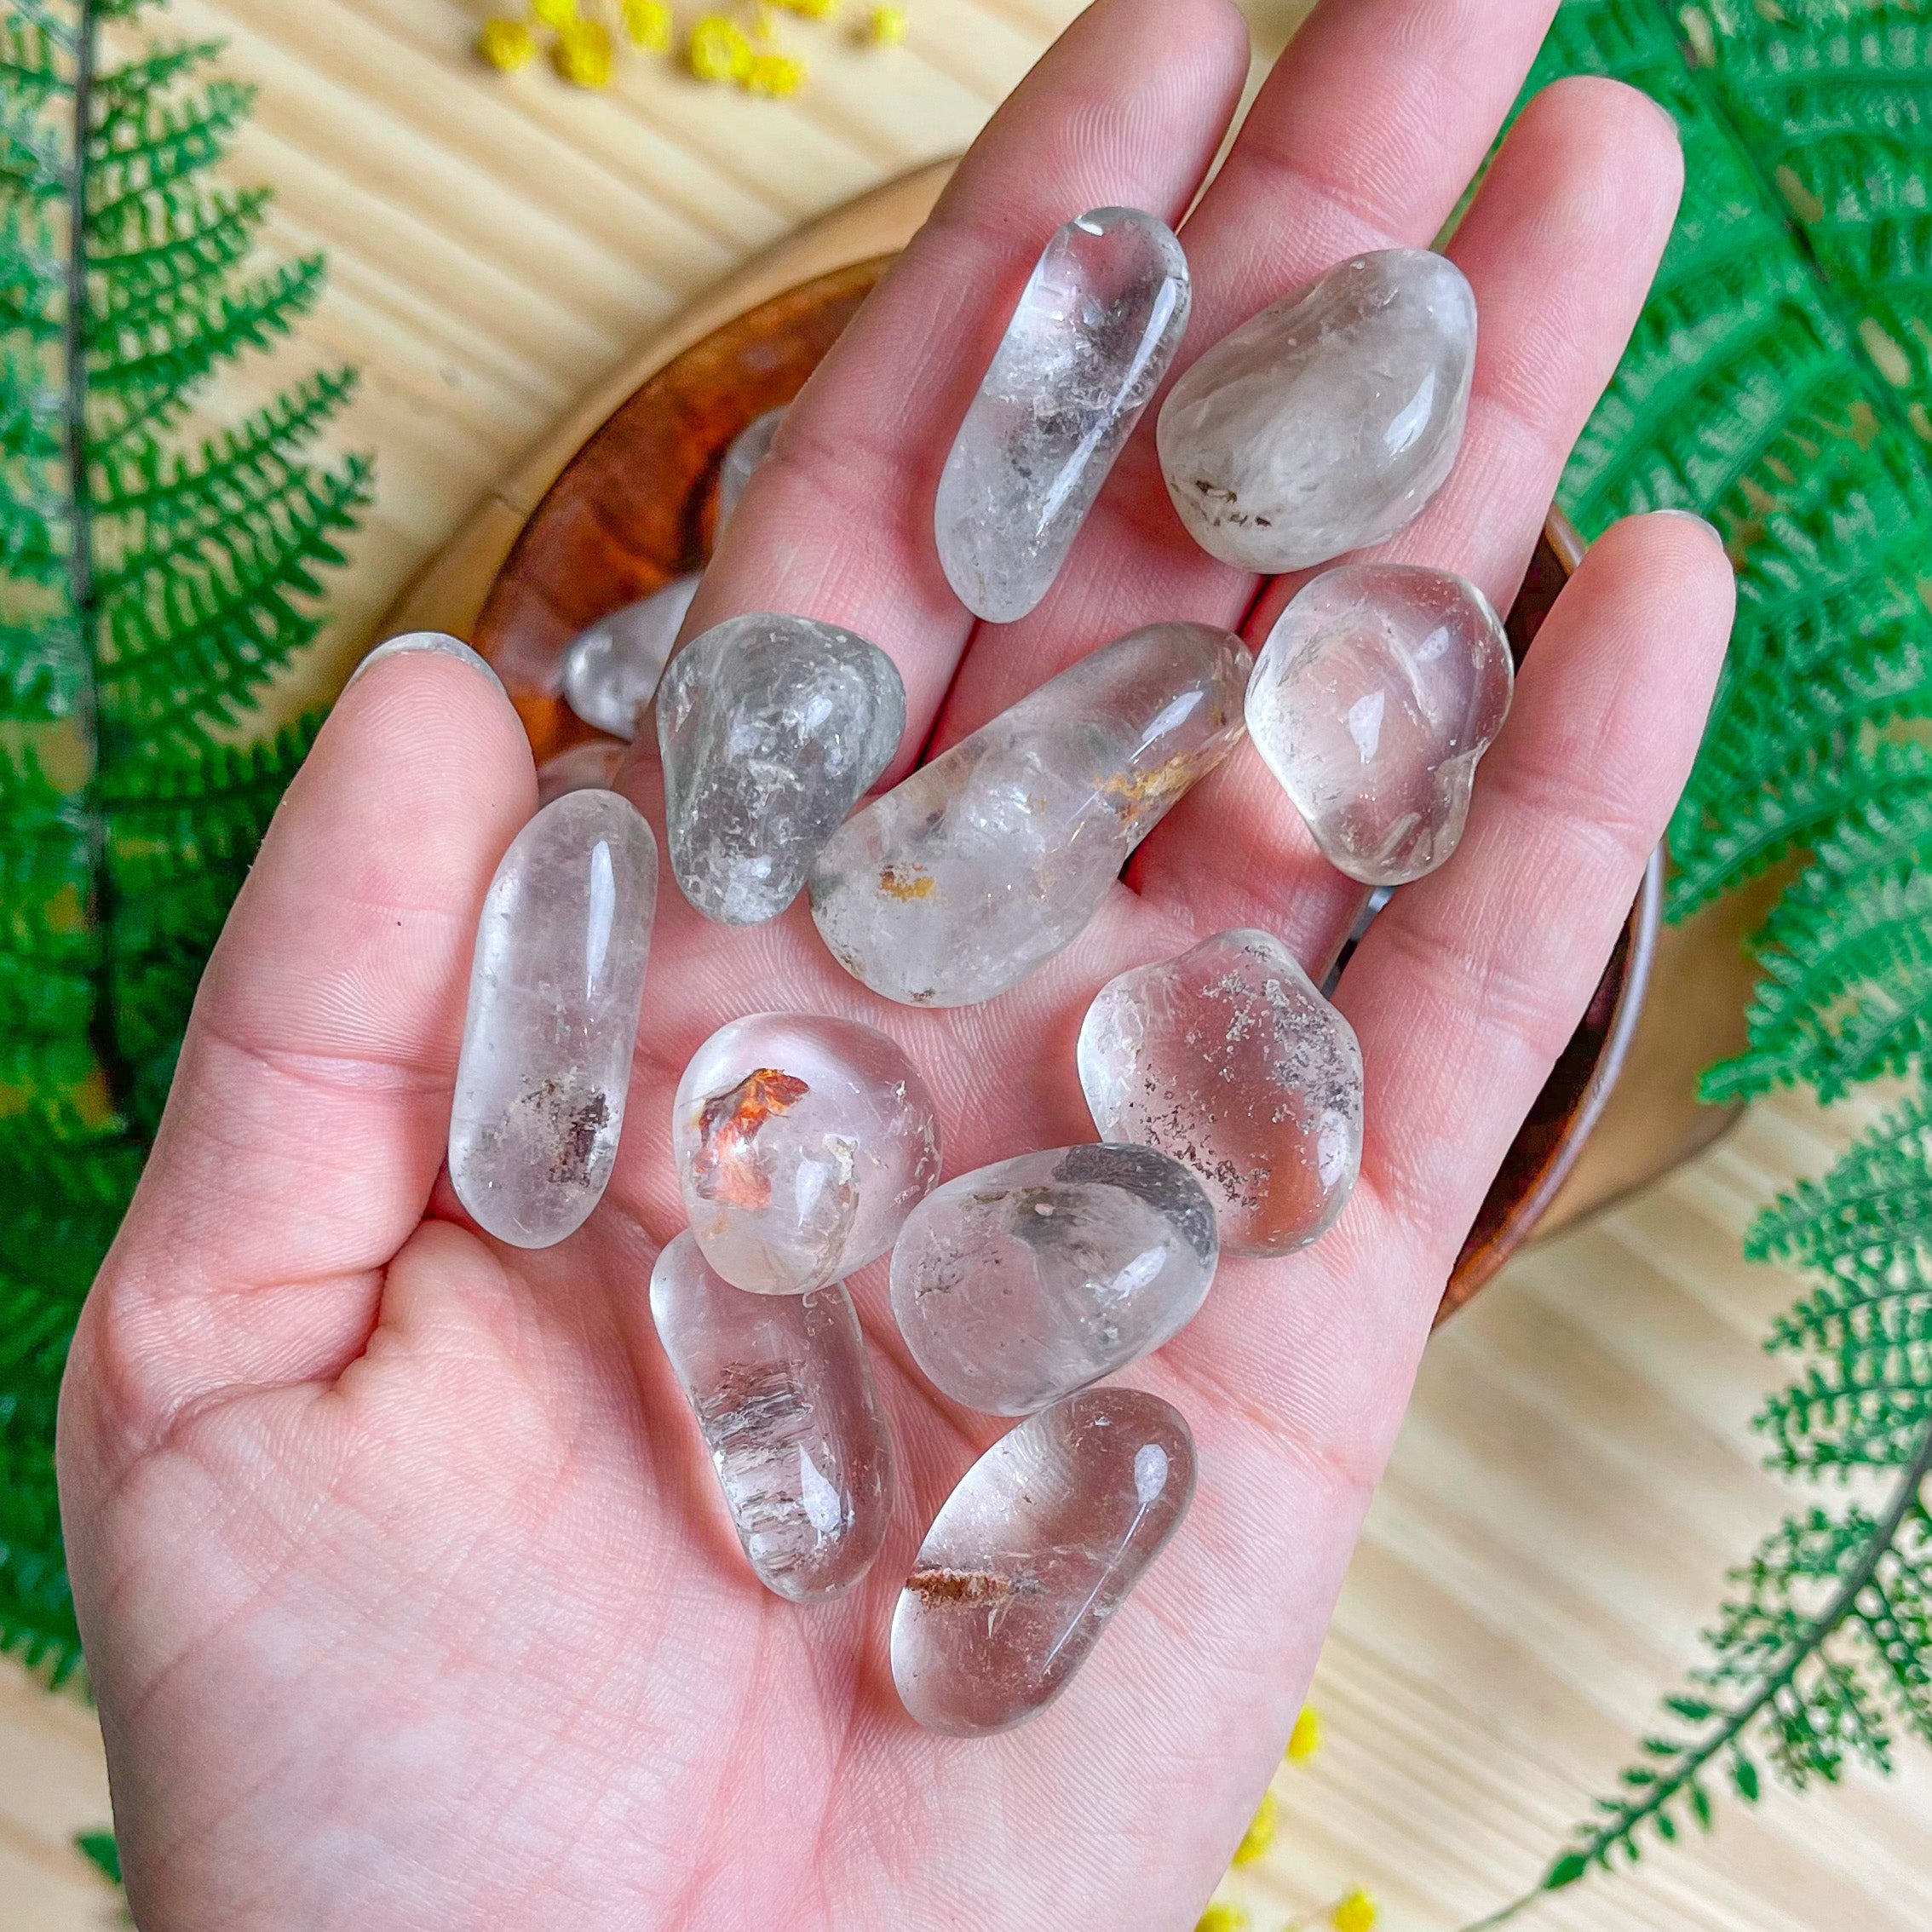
[9,3,1930,1928]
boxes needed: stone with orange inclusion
[673,1013,942,1295]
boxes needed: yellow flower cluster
[478,0,677,84]
[1196,1907,1249,1932]
[1231,1790,1277,1867]
[1287,1705,1323,1765]
[1331,1890,1378,1932]
[688,13,808,95]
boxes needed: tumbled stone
[449,789,658,1248]
[890,1386,1195,1735]
[717,405,785,533]
[674,1012,943,1295]
[1158,249,1476,572]
[561,573,700,741]
[890,1143,1217,1415]
[536,737,628,806]
[658,614,906,926]
[651,1233,893,1602]
[935,208,1190,624]
[1078,929,1362,1256]
[811,622,1250,1007]
[1248,562,1513,885]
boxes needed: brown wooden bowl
[464,254,1659,1322]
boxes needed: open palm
[57,2,1735,1925]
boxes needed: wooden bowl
[461,252,1659,1321]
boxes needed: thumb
[83,634,534,1428]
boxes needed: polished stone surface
[561,572,700,741]
[811,622,1250,1007]
[659,613,906,925]
[890,1143,1217,1415]
[449,789,658,1247]
[1158,249,1476,572]
[1078,929,1363,1256]
[535,737,628,806]
[890,1387,1195,1735]
[1248,562,1513,885]
[935,208,1189,624]
[717,405,785,532]
[651,1233,893,1602]
[674,1012,943,1295]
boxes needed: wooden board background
[7,2,1931,1928]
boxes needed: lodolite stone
[536,737,627,806]
[717,405,786,533]
[561,573,701,741]
[651,1233,892,1602]
[890,1387,1195,1735]
[658,614,906,926]
[1157,249,1476,572]
[810,622,1250,1007]
[889,1143,1218,1416]
[673,1012,943,1295]
[935,208,1189,624]
[1078,929,1363,1256]
[1247,562,1513,885]
[449,789,658,1248]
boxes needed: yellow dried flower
[868,3,906,42]
[1287,1706,1324,1765]
[689,14,753,80]
[1231,1789,1276,1867]
[554,18,615,84]
[771,0,837,14]
[478,17,538,70]
[623,0,673,49]
[532,0,578,26]
[1331,1889,1378,1932]
[1195,1907,1249,1932]
[744,49,806,93]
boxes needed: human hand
[57,1,1734,1924]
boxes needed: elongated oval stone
[935,208,1190,624]
[536,737,627,806]
[659,614,906,926]
[561,573,701,741]
[717,405,785,533]
[651,1233,893,1602]
[1078,929,1363,1257]
[891,1387,1195,1734]
[1158,249,1476,572]
[1248,562,1513,886]
[890,1143,1217,1415]
[449,789,658,1248]
[674,1012,943,1295]
[811,622,1251,1007]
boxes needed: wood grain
[9,3,1918,1928]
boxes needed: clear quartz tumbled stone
[717,405,785,533]
[560,573,701,741]
[810,622,1251,1007]
[889,1143,1218,1415]
[658,613,906,926]
[890,1386,1196,1736]
[1078,929,1363,1257]
[673,1012,943,1296]
[934,207,1190,624]
[651,1232,893,1603]
[1157,249,1477,572]
[535,737,628,806]
[449,789,658,1248]
[1247,562,1514,886]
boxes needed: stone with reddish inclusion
[651,1233,893,1602]
[535,738,628,806]
[890,1386,1195,1735]
[561,574,700,741]
[936,208,1190,623]
[449,789,658,1248]
[1247,562,1513,886]
[674,1012,943,1296]
[1158,249,1476,572]
[1078,929,1363,1257]
[890,1143,1217,1415]
[810,622,1251,1008]
[660,613,906,926]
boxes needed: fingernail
[1653,508,1725,548]
[346,630,506,694]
